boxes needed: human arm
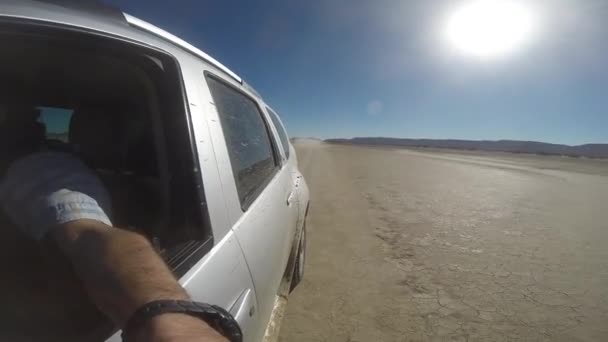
[0,152,227,341]
[53,220,227,342]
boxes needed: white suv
[0,1,309,341]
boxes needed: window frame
[154,51,215,276]
[0,19,214,277]
[204,72,281,211]
[266,106,290,161]
[37,106,73,142]
[0,19,225,342]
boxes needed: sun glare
[445,0,536,59]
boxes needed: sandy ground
[278,141,608,342]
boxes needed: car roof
[0,0,265,98]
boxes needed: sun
[445,0,537,59]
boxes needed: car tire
[289,220,306,293]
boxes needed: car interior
[0,33,170,341]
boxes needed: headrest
[69,107,125,170]
[0,105,45,174]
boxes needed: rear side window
[267,108,290,160]
[206,75,278,209]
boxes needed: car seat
[68,105,162,232]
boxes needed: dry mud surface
[279,141,608,342]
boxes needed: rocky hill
[325,137,608,158]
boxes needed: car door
[104,55,258,341]
[204,74,298,342]
[264,106,301,223]
[175,61,262,339]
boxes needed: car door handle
[230,289,255,322]
[286,191,295,206]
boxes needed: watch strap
[122,300,243,342]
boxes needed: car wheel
[290,221,306,293]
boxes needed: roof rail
[34,0,127,24]
[124,14,242,84]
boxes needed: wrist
[123,300,240,342]
[134,313,227,342]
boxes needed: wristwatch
[122,300,243,342]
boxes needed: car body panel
[180,56,234,241]
[229,168,298,342]
[202,83,301,341]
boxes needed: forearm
[51,219,188,325]
[1,152,228,341]
[51,220,227,341]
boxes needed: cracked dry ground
[279,141,608,342]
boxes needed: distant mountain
[324,137,608,159]
[291,137,322,142]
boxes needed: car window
[266,108,290,160]
[37,107,73,142]
[0,27,217,341]
[206,75,279,209]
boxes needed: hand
[0,151,112,239]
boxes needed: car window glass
[267,108,290,160]
[37,107,73,142]
[206,76,278,209]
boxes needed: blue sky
[103,0,608,145]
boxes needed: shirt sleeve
[0,151,113,240]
